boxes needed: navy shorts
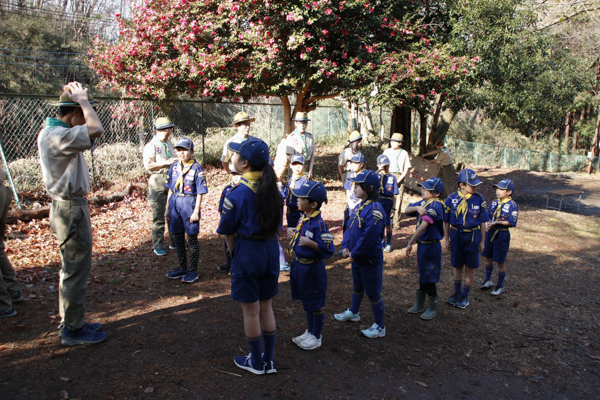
[169,195,200,235]
[380,198,394,226]
[351,255,383,297]
[230,236,279,303]
[290,259,327,311]
[417,241,442,283]
[450,228,482,269]
[481,229,510,263]
[287,208,302,228]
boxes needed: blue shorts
[380,198,394,226]
[351,255,383,297]
[169,195,200,235]
[481,229,510,263]
[287,208,302,228]
[450,227,482,269]
[230,236,279,303]
[290,259,327,311]
[417,241,442,283]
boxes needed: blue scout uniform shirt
[342,200,385,260]
[217,172,264,237]
[488,198,518,227]
[343,171,362,211]
[406,199,446,241]
[379,173,399,199]
[290,211,335,261]
[284,174,309,210]
[218,184,236,214]
[444,191,489,228]
[165,160,208,196]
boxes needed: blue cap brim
[228,141,242,153]
[469,178,483,186]
[417,182,436,190]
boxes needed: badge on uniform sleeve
[372,210,384,220]
[481,201,487,208]
[223,198,234,211]
[320,233,334,242]
[511,211,518,217]
[427,209,438,217]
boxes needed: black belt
[418,240,440,244]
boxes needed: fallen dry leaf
[60,377,72,382]
[144,387,154,393]
[415,381,428,387]
[60,390,68,399]
[9,325,26,331]
[513,301,519,308]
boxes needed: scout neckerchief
[44,117,69,129]
[417,198,444,226]
[289,210,321,255]
[287,172,305,202]
[240,171,261,193]
[152,137,172,159]
[174,159,195,193]
[295,129,310,159]
[492,197,512,222]
[348,200,372,231]
[455,190,472,225]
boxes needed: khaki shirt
[338,147,355,171]
[38,118,92,200]
[437,147,454,166]
[285,130,315,166]
[221,134,251,171]
[143,139,175,174]
[383,148,412,175]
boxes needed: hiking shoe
[169,245,177,250]
[61,326,107,346]
[10,290,23,303]
[218,261,231,272]
[58,322,102,338]
[491,286,505,296]
[0,306,16,318]
[154,248,167,256]
[279,262,290,272]
[456,295,469,309]
[261,352,277,374]
[383,244,393,253]
[333,309,360,322]
[447,293,461,306]
[166,268,188,279]
[234,354,265,375]
[361,323,386,339]
[481,280,494,290]
[298,333,322,350]
[292,329,310,345]
[182,271,199,283]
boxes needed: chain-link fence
[447,136,600,173]
[0,94,361,207]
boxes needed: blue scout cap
[228,137,270,166]
[418,177,445,193]
[349,170,380,190]
[377,154,390,166]
[493,179,515,191]
[291,154,305,164]
[174,137,194,150]
[457,168,482,186]
[292,181,328,204]
[349,152,365,163]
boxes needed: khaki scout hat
[292,112,310,122]
[155,117,174,130]
[348,130,362,143]
[389,133,404,142]
[231,112,255,126]
[49,91,103,107]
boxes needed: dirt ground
[1,145,600,400]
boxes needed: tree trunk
[389,106,411,153]
[419,110,427,155]
[470,108,479,127]
[378,106,384,141]
[358,99,375,140]
[428,94,444,140]
[565,111,572,142]
[588,107,600,174]
[428,108,457,146]
[572,123,578,152]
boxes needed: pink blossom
[325,8,332,15]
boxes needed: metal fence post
[0,141,22,210]
[476,143,479,165]
[201,102,205,165]
[503,147,507,168]
[268,105,272,147]
[527,150,530,170]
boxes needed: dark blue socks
[247,335,263,367]
[262,330,276,363]
[461,285,472,297]
[350,289,364,314]
[386,231,392,244]
[454,280,462,294]
[497,272,506,288]
[369,294,385,328]
[305,311,314,334]
[312,310,325,339]
[485,265,493,281]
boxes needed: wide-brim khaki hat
[49,91,103,107]
[348,130,362,143]
[231,112,255,126]
[155,117,174,130]
[292,112,310,122]
[388,133,404,142]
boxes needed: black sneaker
[58,322,102,338]
[166,268,188,279]
[61,326,107,346]
[456,295,470,309]
[10,290,23,303]
[218,261,231,272]
[0,306,17,318]
[446,293,461,306]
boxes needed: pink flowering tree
[89,0,442,134]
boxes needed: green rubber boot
[407,290,426,314]
[420,296,438,320]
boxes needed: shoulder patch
[223,198,234,211]
[372,210,384,220]
[427,209,438,217]
[320,233,334,242]
[481,201,487,209]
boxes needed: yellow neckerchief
[348,200,372,231]
[492,197,512,222]
[240,171,261,193]
[417,198,444,226]
[455,190,472,224]
[174,159,194,193]
[287,172,306,202]
[289,210,321,255]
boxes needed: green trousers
[0,187,19,311]
[148,174,175,250]
[50,198,92,331]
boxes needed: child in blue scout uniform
[216,137,282,376]
[334,170,387,339]
[405,177,447,320]
[283,154,310,229]
[289,181,335,350]
[164,138,208,283]
[444,169,489,309]
[376,154,399,253]
[217,171,242,272]
[336,152,365,256]
[481,179,518,296]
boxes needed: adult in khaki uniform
[338,130,362,185]
[423,141,455,198]
[143,118,177,256]
[382,133,412,229]
[38,82,107,345]
[0,166,22,318]
[221,112,254,174]
[275,112,316,180]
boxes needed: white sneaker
[169,245,177,250]
[361,323,386,339]
[279,262,290,271]
[292,329,310,345]
[333,309,360,322]
[298,333,322,350]
[491,286,505,296]
[481,280,494,290]
[383,244,393,253]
